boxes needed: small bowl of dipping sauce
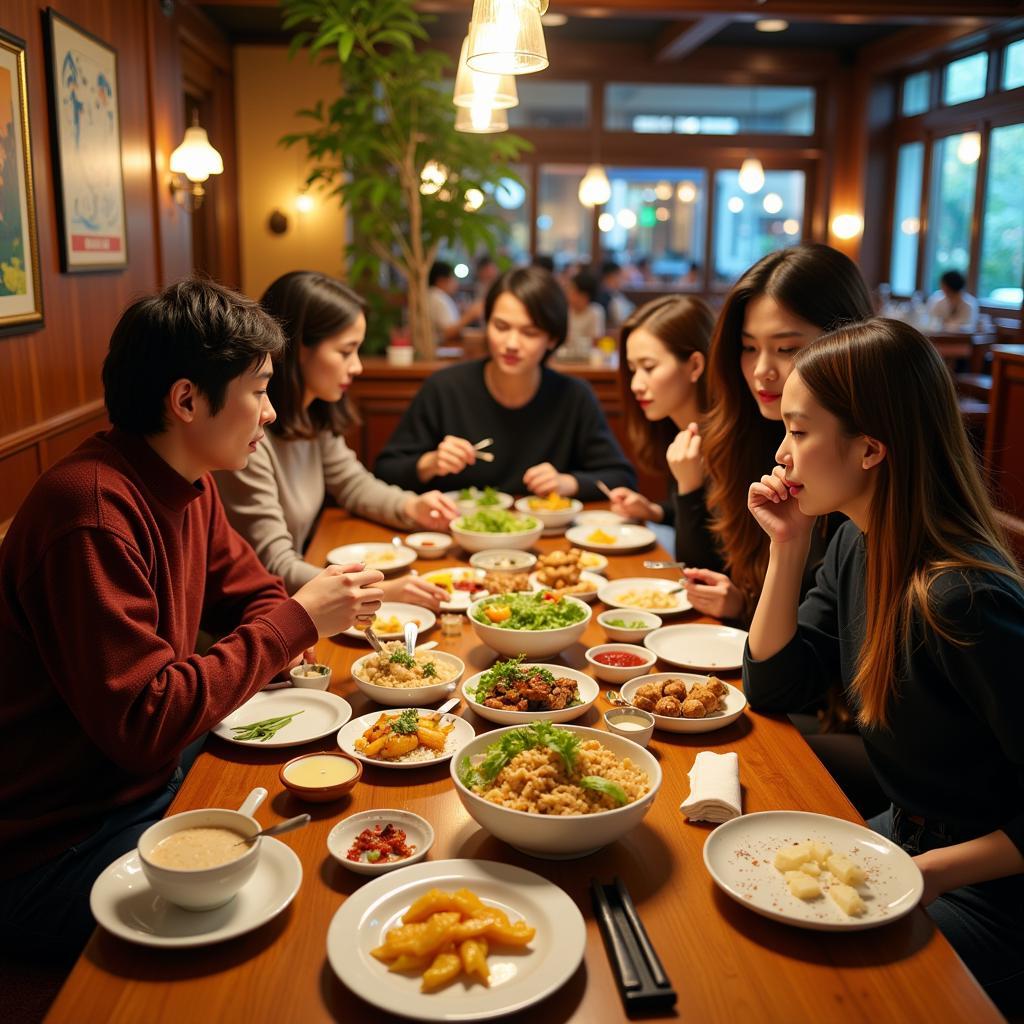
[604,707,656,747]
[327,808,435,875]
[289,662,332,690]
[585,643,657,684]
[280,751,362,802]
[406,532,453,559]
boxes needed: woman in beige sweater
[216,271,455,606]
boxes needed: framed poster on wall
[45,9,127,272]
[0,28,43,333]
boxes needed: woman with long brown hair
[683,243,874,621]
[745,318,1024,1012]
[608,296,715,561]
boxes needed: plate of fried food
[526,548,603,602]
[326,859,585,1021]
[479,569,532,596]
[462,656,599,724]
[341,603,436,641]
[619,673,747,733]
[337,708,475,770]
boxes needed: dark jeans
[0,735,207,964]
[868,805,1024,1015]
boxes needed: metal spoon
[356,615,386,656]
[236,813,311,846]
[644,560,687,570]
[404,620,418,657]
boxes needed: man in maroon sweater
[0,278,384,961]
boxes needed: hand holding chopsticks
[473,437,495,462]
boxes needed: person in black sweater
[374,267,635,500]
[744,317,1024,1012]
[605,295,713,537]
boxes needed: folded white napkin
[679,751,742,824]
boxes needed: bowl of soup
[137,806,263,910]
[280,751,363,802]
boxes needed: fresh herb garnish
[229,711,304,742]
[578,776,628,805]
[606,618,648,629]
[470,655,554,700]
[388,649,416,668]
[422,661,437,678]
[366,849,382,862]
[459,722,582,789]
[390,709,421,735]
[478,486,500,506]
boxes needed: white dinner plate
[703,811,924,931]
[90,838,302,948]
[527,569,604,603]
[420,566,489,612]
[341,602,438,641]
[326,541,416,574]
[572,510,627,528]
[620,673,747,733]
[644,623,748,671]
[326,859,586,1021]
[214,689,352,748]
[337,708,476,770]
[564,523,657,553]
[597,576,693,615]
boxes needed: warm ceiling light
[755,19,789,33]
[762,192,783,214]
[901,216,921,235]
[957,131,981,164]
[419,160,449,195]
[738,157,765,194]
[783,218,800,235]
[169,117,224,209]
[598,212,615,232]
[454,105,509,133]
[654,181,673,201]
[464,188,485,212]
[727,196,744,214]
[616,208,637,229]
[676,181,698,203]
[831,213,864,240]
[467,0,549,76]
[578,164,611,207]
[453,32,518,110]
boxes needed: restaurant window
[1004,39,1024,90]
[978,123,1024,307]
[942,52,989,106]
[890,142,924,295]
[604,84,815,136]
[901,71,931,116]
[599,168,707,287]
[487,168,531,266]
[924,133,979,292]
[507,81,589,129]
[538,164,591,268]
[712,169,805,287]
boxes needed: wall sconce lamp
[169,116,224,210]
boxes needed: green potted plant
[280,0,530,359]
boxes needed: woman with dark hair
[744,317,1024,1013]
[216,271,456,605]
[682,243,874,621]
[606,296,714,560]
[375,266,635,498]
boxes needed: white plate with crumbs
[703,811,923,931]
[564,523,657,553]
[341,602,437,641]
[644,623,748,671]
[326,541,416,574]
[90,838,302,948]
[337,708,476,770]
[214,690,353,747]
[597,577,693,615]
[327,859,585,1021]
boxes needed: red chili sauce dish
[346,823,415,864]
[593,650,648,668]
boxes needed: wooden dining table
[45,508,1002,1024]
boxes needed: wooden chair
[984,345,1024,567]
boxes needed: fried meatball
[632,694,657,713]
[635,682,664,702]
[689,684,720,713]
[662,679,688,698]
[654,695,683,718]
[681,698,706,718]
[705,676,727,697]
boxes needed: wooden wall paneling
[38,409,109,471]
[0,447,41,530]
[0,330,40,438]
[984,345,1024,516]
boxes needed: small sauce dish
[289,662,332,690]
[585,643,657,684]
[406,532,453,558]
[327,809,435,875]
[604,707,656,747]
[280,751,362,802]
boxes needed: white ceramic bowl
[584,643,657,684]
[604,707,655,747]
[450,724,662,858]
[462,663,599,724]
[351,650,465,707]
[289,662,332,690]
[467,594,591,658]
[444,490,514,515]
[597,609,663,643]
[405,532,453,559]
[514,496,584,532]
[326,809,435,875]
[137,807,261,910]
[572,510,627,528]
[450,515,543,553]
[468,549,538,573]
[620,672,748,734]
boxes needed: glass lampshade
[578,164,611,207]
[454,33,518,109]
[169,125,223,183]
[455,104,509,134]
[467,0,548,76]
[738,157,765,195]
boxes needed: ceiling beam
[654,16,732,63]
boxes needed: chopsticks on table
[590,877,676,1015]
[473,437,495,462]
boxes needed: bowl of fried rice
[351,643,464,707]
[451,722,661,858]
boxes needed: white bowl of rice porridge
[137,806,262,910]
[450,723,661,858]
[351,643,464,706]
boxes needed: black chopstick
[590,877,677,1014]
